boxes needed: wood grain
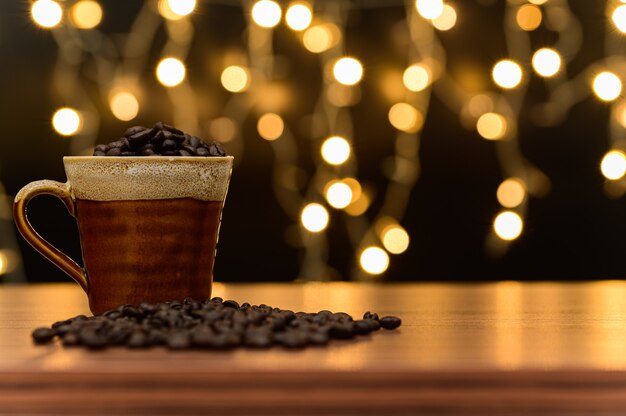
[2,282,626,415]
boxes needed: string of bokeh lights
[5,0,625,281]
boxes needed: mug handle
[13,180,88,292]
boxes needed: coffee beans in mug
[93,122,227,157]
[31,298,402,350]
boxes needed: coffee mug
[13,156,233,314]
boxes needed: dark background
[0,1,624,282]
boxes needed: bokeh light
[467,94,494,118]
[221,65,250,93]
[109,91,139,121]
[257,113,284,141]
[528,0,547,4]
[302,24,339,53]
[612,5,626,33]
[388,102,423,133]
[52,108,82,136]
[403,64,431,92]
[321,136,351,165]
[301,203,329,232]
[156,57,186,87]
[345,192,370,216]
[415,0,444,20]
[0,251,8,275]
[210,117,237,143]
[600,150,626,180]
[333,57,363,86]
[497,178,526,208]
[325,181,353,209]
[168,0,196,17]
[476,112,507,140]
[381,225,410,254]
[158,0,196,20]
[532,48,561,77]
[494,211,523,241]
[285,3,312,31]
[492,60,523,89]
[327,83,361,107]
[343,178,362,203]
[70,1,103,29]
[251,0,282,28]
[516,4,542,31]
[615,102,626,128]
[432,4,457,31]
[31,0,63,28]
[593,72,622,102]
[360,247,389,275]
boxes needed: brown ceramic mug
[13,156,233,314]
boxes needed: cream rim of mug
[63,156,233,202]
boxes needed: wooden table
[2,282,626,415]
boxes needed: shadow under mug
[13,156,233,315]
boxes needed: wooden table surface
[3,282,626,415]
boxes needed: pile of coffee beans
[93,122,226,157]
[31,297,401,350]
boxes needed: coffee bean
[109,140,125,149]
[94,122,229,157]
[208,333,237,349]
[52,319,72,329]
[333,312,353,322]
[308,331,329,345]
[379,316,402,330]
[282,330,308,348]
[127,129,153,147]
[167,331,190,350]
[54,324,74,336]
[329,323,355,339]
[183,297,201,308]
[161,139,177,150]
[147,330,167,346]
[122,305,143,320]
[364,318,381,331]
[128,332,149,348]
[124,126,148,137]
[223,300,240,309]
[313,313,329,325]
[244,332,272,348]
[139,303,157,315]
[107,327,131,345]
[152,130,166,145]
[79,329,107,349]
[32,327,56,344]
[353,320,373,335]
[33,296,399,350]
[363,311,379,321]
[196,147,210,156]
[189,136,201,147]
[61,332,80,346]
[191,329,215,348]
[209,142,226,156]
[160,123,182,134]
